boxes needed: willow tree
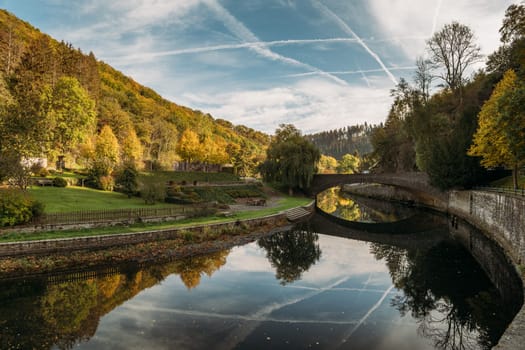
[259,124,320,195]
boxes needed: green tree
[371,79,417,172]
[115,162,139,198]
[259,124,320,194]
[487,4,525,75]
[258,227,321,285]
[337,153,361,174]
[42,76,96,160]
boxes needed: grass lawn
[28,186,175,213]
[0,196,312,242]
[490,175,525,188]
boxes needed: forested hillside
[305,123,375,159]
[0,9,268,176]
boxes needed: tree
[93,125,120,176]
[120,126,143,168]
[487,4,525,75]
[337,153,360,174]
[427,22,482,98]
[115,162,139,198]
[414,57,433,102]
[258,227,321,285]
[42,76,96,160]
[259,124,320,194]
[500,4,525,44]
[371,80,417,172]
[317,154,338,174]
[468,70,518,186]
[176,129,201,165]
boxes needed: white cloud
[367,0,515,60]
[179,77,393,134]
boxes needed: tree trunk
[513,163,519,190]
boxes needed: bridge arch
[310,172,448,211]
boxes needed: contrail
[431,0,443,36]
[338,285,395,345]
[356,62,372,88]
[287,66,416,78]
[311,0,398,85]
[107,38,359,61]
[205,0,348,86]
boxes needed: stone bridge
[310,172,448,211]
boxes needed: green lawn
[0,196,312,242]
[28,186,174,213]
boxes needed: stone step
[285,207,311,221]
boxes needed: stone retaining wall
[448,190,525,350]
[0,213,287,257]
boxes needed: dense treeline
[305,123,375,160]
[0,9,269,181]
[371,5,525,190]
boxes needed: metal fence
[31,206,189,225]
[474,186,525,197]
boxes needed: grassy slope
[28,186,175,212]
[490,175,525,189]
[0,196,312,242]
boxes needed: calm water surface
[0,193,521,350]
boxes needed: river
[0,189,521,350]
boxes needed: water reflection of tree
[0,249,230,349]
[175,250,229,289]
[370,241,509,350]
[258,224,321,285]
[317,187,361,221]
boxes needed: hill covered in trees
[0,9,269,177]
[305,123,375,160]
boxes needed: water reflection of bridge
[309,212,449,251]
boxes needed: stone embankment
[448,190,525,350]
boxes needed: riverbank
[0,198,314,279]
[0,214,293,280]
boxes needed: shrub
[0,189,44,226]
[30,163,49,177]
[115,163,139,198]
[99,176,115,191]
[53,177,68,187]
[140,178,166,204]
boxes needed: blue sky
[0,0,516,133]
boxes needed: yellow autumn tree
[318,155,338,174]
[468,70,519,186]
[176,129,201,164]
[120,126,143,168]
